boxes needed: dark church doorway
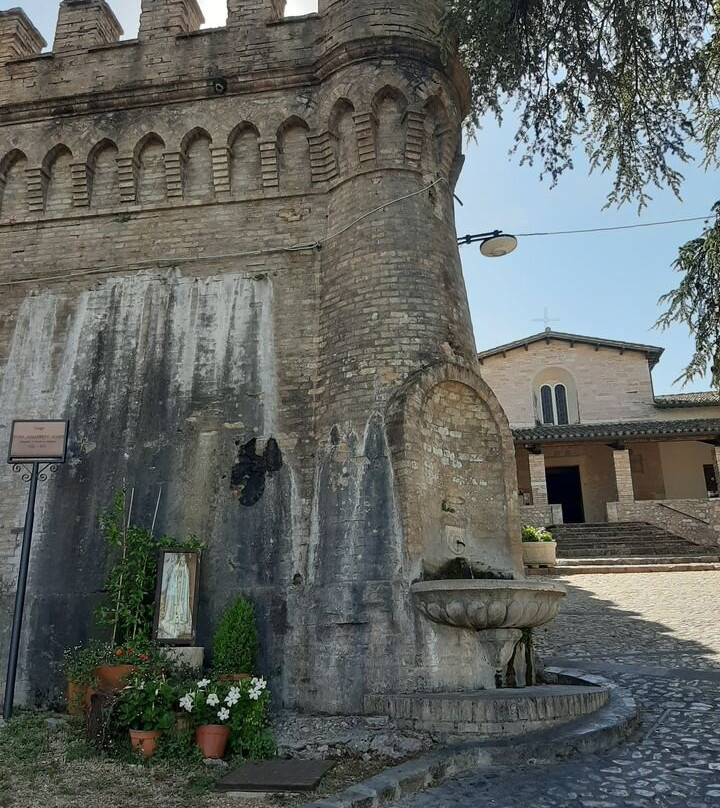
[546,465,585,523]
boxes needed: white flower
[217,707,230,722]
[225,687,241,707]
[250,677,267,691]
[206,693,220,707]
[179,693,194,712]
[249,689,260,701]
[196,678,211,690]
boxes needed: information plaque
[7,420,69,464]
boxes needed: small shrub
[212,597,258,675]
[521,525,554,543]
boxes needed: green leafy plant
[95,489,157,646]
[521,526,554,543]
[227,677,274,759]
[212,597,258,675]
[59,640,106,685]
[117,671,175,732]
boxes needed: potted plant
[59,640,105,716]
[178,678,237,759]
[212,597,258,681]
[117,671,175,758]
[521,525,557,567]
[227,676,273,759]
[93,644,154,693]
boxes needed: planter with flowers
[117,671,175,757]
[94,645,154,693]
[59,640,105,716]
[179,675,270,759]
[521,525,557,567]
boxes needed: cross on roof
[533,308,561,330]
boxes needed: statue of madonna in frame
[153,549,201,646]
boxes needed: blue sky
[8,0,717,393]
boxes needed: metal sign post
[4,420,69,720]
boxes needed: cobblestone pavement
[388,571,720,808]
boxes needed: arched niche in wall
[422,97,455,177]
[532,367,580,425]
[228,122,261,196]
[372,86,408,166]
[135,133,167,205]
[43,144,74,214]
[386,362,523,579]
[277,116,311,193]
[328,98,357,178]
[0,149,28,221]
[88,138,119,209]
[181,128,214,200]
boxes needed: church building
[479,330,720,546]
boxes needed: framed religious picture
[152,550,201,646]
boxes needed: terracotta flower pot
[94,664,136,693]
[195,724,230,759]
[129,729,162,758]
[65,680,91,716]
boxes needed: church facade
[479,330,720,547]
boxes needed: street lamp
[457,230,518,258]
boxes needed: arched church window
[539,383,570,425]
[540,385,554,424]
[554,384,569,425]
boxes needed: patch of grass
[0,712,53,764]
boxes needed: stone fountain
[362,364,609,737]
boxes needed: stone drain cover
[216,760,335,793]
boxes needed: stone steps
[529,561,720,575]
[546,521,716,570]
[556,555,720,566]
[557,545,712,558]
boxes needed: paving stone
[383,571,720,808]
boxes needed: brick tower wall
[0,1,520,712]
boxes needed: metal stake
[3,462,40,720]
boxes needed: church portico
[514,422,720,549]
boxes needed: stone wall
[0,1,522,712]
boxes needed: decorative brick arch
[386,361,523,578]
[0,148,27,220]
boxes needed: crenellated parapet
[54,0,123,52]
[0,7,45,65]
[138,0,204,41]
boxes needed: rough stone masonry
[0,0,523,712]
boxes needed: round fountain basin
[411,579,566,630]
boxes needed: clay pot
[195,724,230,759]
[94,664,136,693]
[65,680,91,716]
[129,729,162,758]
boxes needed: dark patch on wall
[230,437,283,506]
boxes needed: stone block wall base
[364,684,610,737]
[163,646,204,671]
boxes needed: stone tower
[0,0,522,711]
